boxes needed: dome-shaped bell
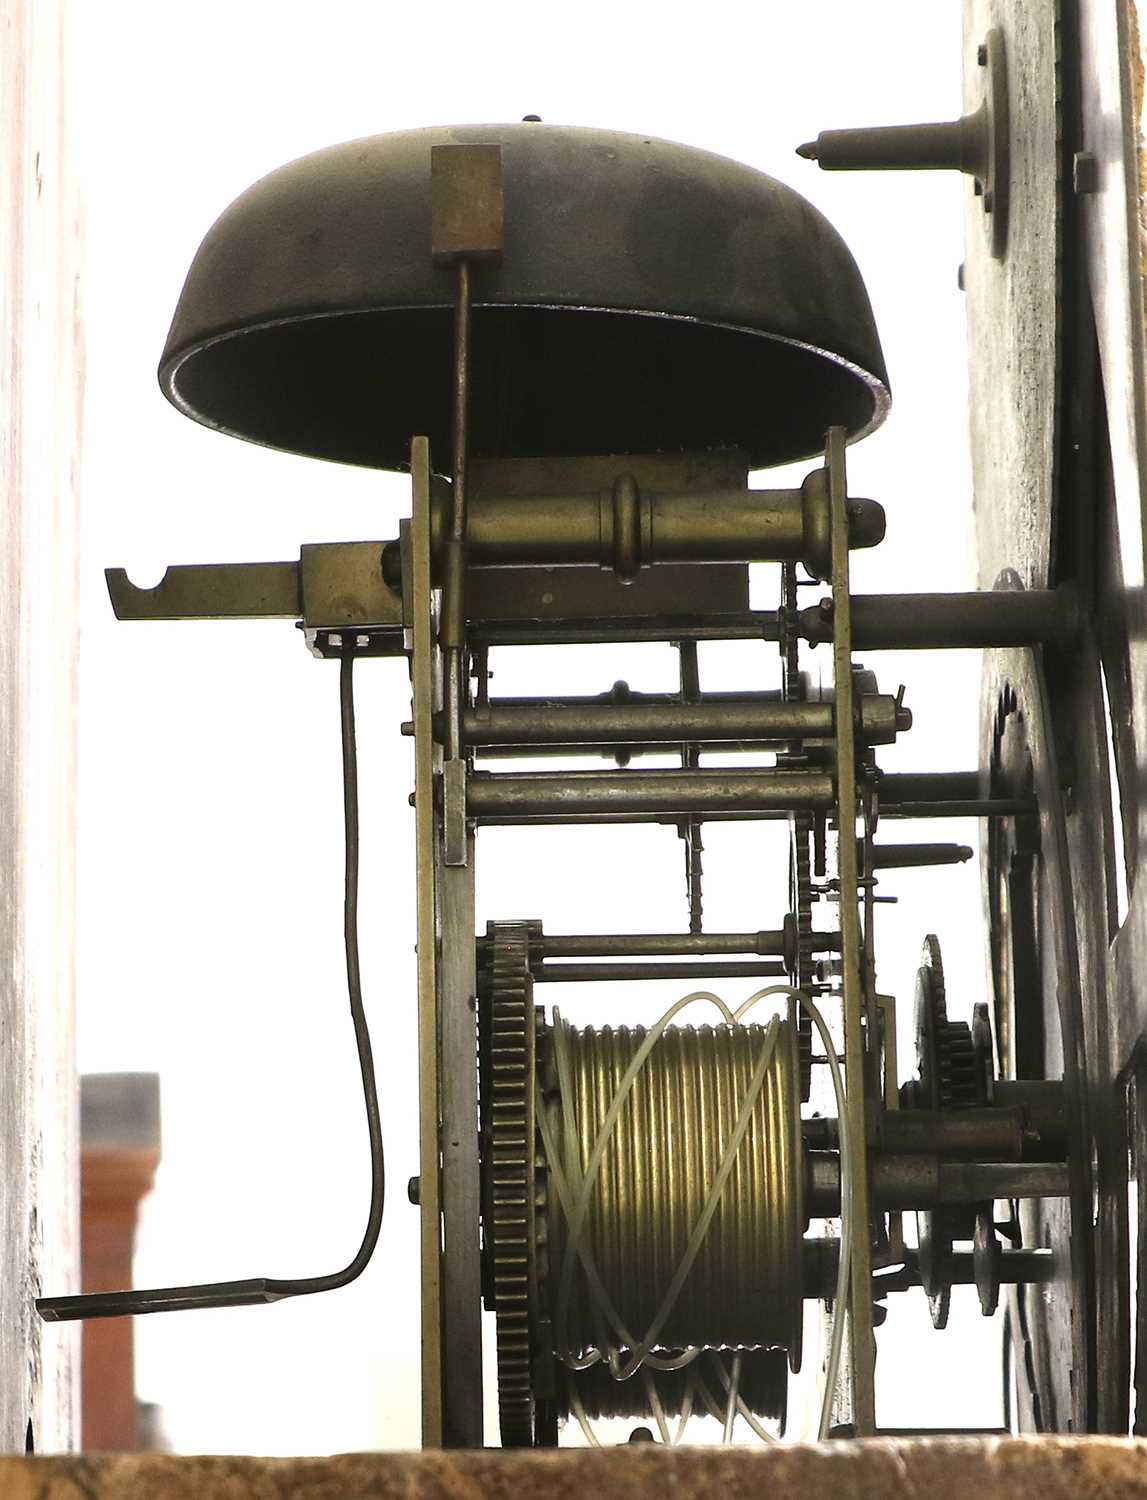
[159,123,890,474]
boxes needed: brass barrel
[562,1348,787,1423]
[432,475,884,581]
[546,1019,803,1364]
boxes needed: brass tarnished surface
[6,1440,1147,1497]
[158,126,890,472]
[552,1019,802,1358]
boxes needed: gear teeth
[483,923,538,1447]
[686,818,704,934]
[781,564,814,1100]
[939,1020,978,1110]
[912,932,979,1328]
[780,562,800,703]
[919,936,979,1111]
[791,814,815,1100]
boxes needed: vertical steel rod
[444,260,472,765]
[828,426,877,1434]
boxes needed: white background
[68,1,997,1453]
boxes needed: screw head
[407,1175,421,1205]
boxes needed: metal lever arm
[105,543,401,627]
[105,560,301,619]
[38,655,384,1322]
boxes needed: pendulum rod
[443,257,471,767]
[439,258,472,869]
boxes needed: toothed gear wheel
[781,564,813,1099]
[480,922,539,1447]
[914,935,977,1111]
[780,562,800,703]
[917,1203,954,1332]
[911,935,977,1330]
[789,816,815,1099]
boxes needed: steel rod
[484,689,786,708]
[805,1239,1054,1294]
[459,804,1024,826]
[442,259,472,765]
[870,1156,1070,1209]
[869,842,973,868]
[464,699,834,745]
[879,1107,1029,1161]
[521,930,797,958]
[880,771,981,801]
[800,118,977,173]
[808,1154,1071,1216]
[467,589,1078,651]
[879,770,1034,818]
[849,587,1082,650]
[946,1250,1055,1287]
[473,739,792,760]
[534,960,790,983]
[469,614,780,647]
[465,767,835,820]
[881,800,1032,819]
[458,695,907,748]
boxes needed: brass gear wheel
[788,816,815,1100]
[909,935,978,1330]
[781,562,814,1099]
[914,935,977,1112]
[480,921,539,1446]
